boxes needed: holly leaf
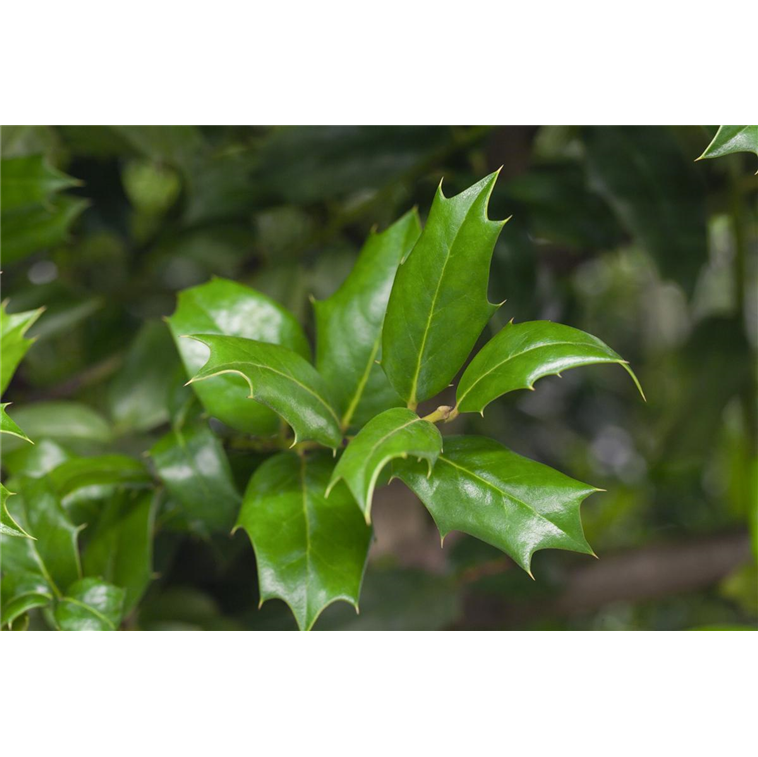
[1,482,33,539]
[1,477,81,592]
[0,303,44,395]
[0,154,80,211]
[456,320,644,414]
[392,436,598,575]
[314,209,421,429]
[188,335,342,449]
[1,403,32,443]
[381,171,507,407]
[0,572,53,629]
[237,451,371,631]
[54,577,125,631]
[167,277,310,435]
[328,408,442,522]
[697,126,758,167]
[82,491,157,613]
[149,418,240,534]
[48,455,152,501]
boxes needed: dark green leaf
[0,154,79,211]
[2,477,81,592]
[54,577,125,631]
[698,125,758,165]
[237,451,371,631]
[82,491,157,613]
[382,171,506,407]
[328,408,442,522]
[314,209,420,429]
[456,320,644,414]
[1,439,72,478]
[150,418,240,533]
[1,572,53,628]
[48,455,152,500]
[167,277,310,435]
[189,335,342,449]
[393,436,598,575]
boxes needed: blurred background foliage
[1,125,756,630]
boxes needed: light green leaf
[698,126,758,166]
[328,408,442,522]
[107,320,181,433]
[0,154,79,211]
[188,335,342,449]
[0,403,31,443]
[583,126,707,295]
[456,320,644,414]
[382,171,507,407]
[0,302,44,395]
[54,577,125,631]
[167,277,310,435]
[314,209,421,429]
[82,491,157,613]
[1,482,33,539]
[149,418,240,533]
[392,436,598,575]
[2,477,81,592]
[237,451,371,631]
[1,195,89,264]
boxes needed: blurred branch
[457,531,752,629]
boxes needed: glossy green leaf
[456,320,644,414]
[54,577,125,631]
[49,455,152,500]
[328,408,442,522]
[583,126,707,294]
[82,491,156,613]
[0,154,79,211]
[1,439,72,478]
[2,477,81,592]
[0,401,112,455]
[237,451,371,631]
[382,171,507,407]
[1,195,89,264]
[0,302,44,395]
[188,335,342,449]
[314,209,421,429]
[0,483,33,539]
[1,572,53,628]
[150,418,240,533]
[0,403,31,443]
[698,126,758,165]
[107,320,181,432]
[167,277,310,435]
[392,436,598,575]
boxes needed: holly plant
[174,170,642,630]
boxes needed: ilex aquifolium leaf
[150,418,240,534]
[392,436,598,575]
[0,302,44,395]
[328,407,442,522]
[456,320,644,414]
[697,125,758,168]
[188,335,343,450]
[314,209,421,429]
[54,577,125,631]
[49,454,152,502]
[1,571,53,629]
[381,171,507,408]
[0,403,32,444]
[0,483,33,539]
[0,155,80,211]
[237,451,371,631]
[167,277,311,435]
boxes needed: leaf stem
[421,405,454,424]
